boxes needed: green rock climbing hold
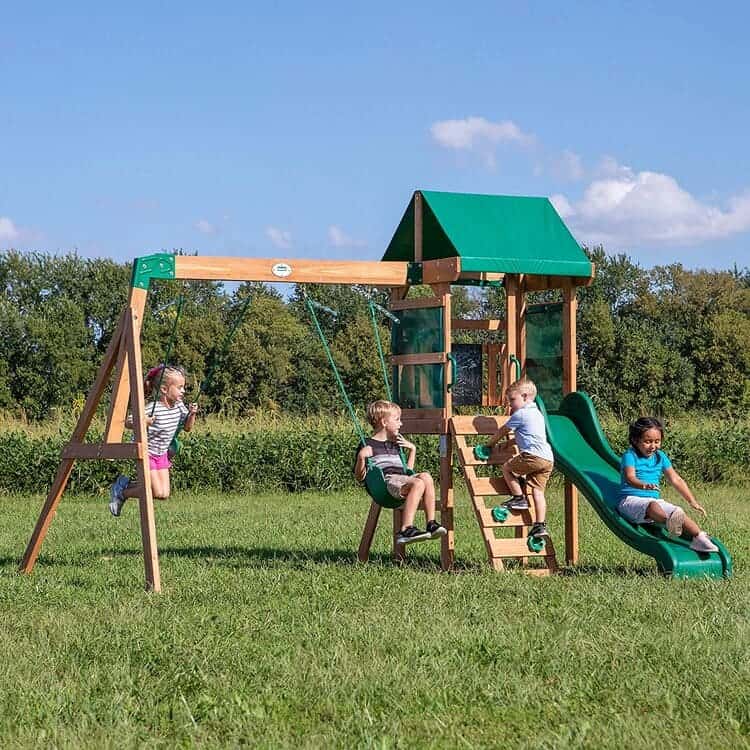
[527,535,546,553]
[491,505,509,523]
[473,444,490,461]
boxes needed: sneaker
[109,475,129,517]
[689,532,719,553]
[529,522,550,539]
[502,495,529,511]
[665,507,685,536]
[396,526,431,545]
[426,520,447,539]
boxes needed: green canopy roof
[382,190,592,278]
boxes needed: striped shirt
[145,400,188,456]
[366,438,405,476]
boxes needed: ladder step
[477,505,535,527]
[450,415,511,435]
[457,444,517,467]
[488,537,554,559]
[466,476,512,497]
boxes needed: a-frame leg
[358,501,382,562]
[20,310,128,575]
[123,309,161,592]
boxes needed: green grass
[1,485,748,749]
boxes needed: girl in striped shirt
[109,365,198,516]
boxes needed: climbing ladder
[450,415,557,575]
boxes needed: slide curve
[539,391,731,579]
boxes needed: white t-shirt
[505,402,553,462]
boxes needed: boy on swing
[355,400,447,545]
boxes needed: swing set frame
[20,190,594,591]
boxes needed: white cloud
[554,149,585,181]
[431,116,535,168]
[0,217,20,242]
[556,159,750,248]
[328,225,367,249]
[194,219,217,235]
[266,225,292,250]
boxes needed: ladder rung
[450,415,511,435]
[477,505,535,527]
[489,537,553,559]
[457,444,517,467]
[466,476,512,497]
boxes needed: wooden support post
[105,287,149,443]
[414,191,423,263]
[517,275,527,377]
[562,282,579,565]
[123,308,161,592]
[358,501,382,562]
[20,309,128,575]
[505,275,518,390]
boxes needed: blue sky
[2,2,749,270]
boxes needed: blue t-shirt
[505,402,553,463]
[619,447,672,499]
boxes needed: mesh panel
[395,364,445,409]
[526,302,563,411]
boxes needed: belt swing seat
[304,292,434,563]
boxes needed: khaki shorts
[385,473,417,500]
[504,452,553,490]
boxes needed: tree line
[1,248,748,421]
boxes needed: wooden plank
[400,408,444,421]
[62,443,142,460]
[476,505,533,528]
[414,191,423,263]
[466,475,512,497]
[440,433,455,571]
[562,282,579,566]
[517,277,527,378]
[450,415,511,435]
[458,272,504,283]
[400,417,446,434]
[422,257,461,284]
[105,288,148,443]
[505,274,518,387]
[174,256,411,286]
[487,343,503,406]
[565,480,579,566]
[389,297,443,311]
[489,537,551,558]
[391,352,446,366]
[451,319,504,331]
[124,309,161,593]
[456,443,516,467]
[357,501,382,563]
[523,274,595,292]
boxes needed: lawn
[0,484,748,749]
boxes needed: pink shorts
[149,452,172,471]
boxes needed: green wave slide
[539,391,732,579]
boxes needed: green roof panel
[383,190,592,278]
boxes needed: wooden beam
[517,275,527,377]
[173,256,411,286]
[389,296,443,311]
[523,273,594,292]
[422,257,461,284]
[505,274,519,389]
[451,319,504,331]
[414,191,423,263]
[62,443,142,460]
[124,308,161,593]
[391,353,447,366]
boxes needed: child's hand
[689,501,707,519]
[396,434,415,451]
[643,483,658,491]
[188,402,199,415]
[146,416,155,426]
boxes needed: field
[1,484,748,749]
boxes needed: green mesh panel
[394,364,445,409]
[391,307,443,354]
[526,302,562,411]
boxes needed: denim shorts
[617,495,680,524]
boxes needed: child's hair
[366,399,400,429]
[144,364,186,399]
[506,377,537,399]
[628,416,664,453]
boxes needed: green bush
[1,418,748,496]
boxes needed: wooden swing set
[19,190,595,591]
